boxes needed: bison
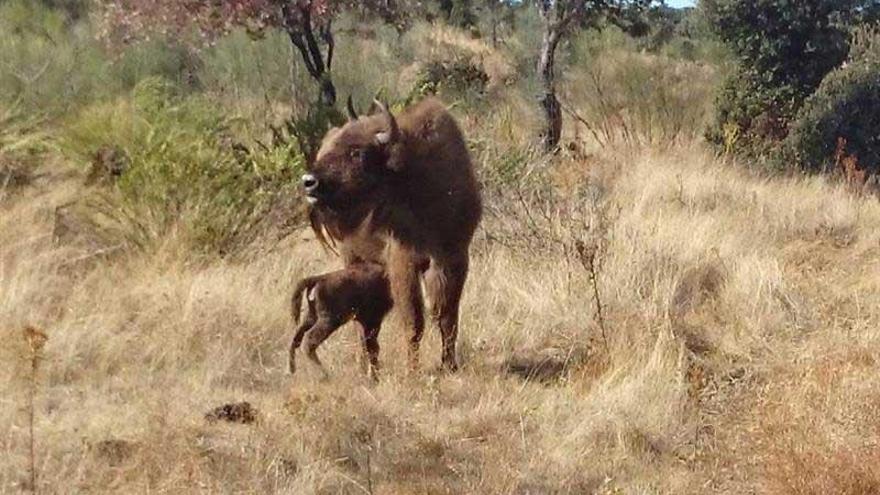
[289,261,392,379]
[302,96,482,371]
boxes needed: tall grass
[563,29,721,147]
[5,143,880,493]
[0,104,55,201]
[0,1,203,117]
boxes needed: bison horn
[373,99,399,145]
[346,95,358,122]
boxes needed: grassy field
[2,3,880,494]
[5,143,880,493]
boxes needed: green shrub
[411,57,489,100]
[438,0,478,29]
[703,0,873,158]
[477,142,535,187]
[272,103,347,164]
[0,105,53,199]
[62,77,305,255]
[784,28,880,173]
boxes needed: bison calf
[289,262,392,379]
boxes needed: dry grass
[563,48,720,148]
[3,142,880,493]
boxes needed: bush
[703,0,872,158]
[411,57,489,100]
[62,77,305,255]
[784,28,880,174]
[0,105,53,200]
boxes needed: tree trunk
[318,77,337,107]
[281,2,337,107]
[538,28,562,152]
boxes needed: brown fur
[288,262,392,379]
[305,97,482,371]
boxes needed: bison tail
[291,276,319,324]
[423,268,448,319]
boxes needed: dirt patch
[503,352,571,383]
[0,158,35,200]
[84,145,128,185]
[91,439,138,467]
[205,401,258,424]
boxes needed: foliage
[275,102,347,164]
[475,0,519,46]
[0,105,53,199]
[0,0,102,114]
[35,0,90,19]
[784,27,880,174]
[634,5,686,52]
[565,30,720,146]
[411,57,490,100]
[533,0,657,151]
[100,0,426,106]
[62,77,305,255]
[0,0,212,117]
[438,0,478,28]
[703,0,880,158]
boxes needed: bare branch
[298,1,328,76]
[321,20,334,70]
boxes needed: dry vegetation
[4,140,880,493]
[3,5,880,494]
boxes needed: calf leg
[289,313,317,375]
[354,322,371,376]
[302,317,342,380]
[357,318,382,381]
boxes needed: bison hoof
[442,360,459,373]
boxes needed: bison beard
[303,97,482,371]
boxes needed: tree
[39,0,90,20]
[479,0,518,47]
[703,0,880,158]
[535,0,653,151]
[437,0,475,27]
[784,27,880,173]
[101,0,415,108]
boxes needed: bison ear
[373,99,399,147]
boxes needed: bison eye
[348,148,362,161]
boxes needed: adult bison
[302,97,482,371]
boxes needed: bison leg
[425,254,469,372]
[289,313,317,375]
[388,242,426,371]
[303,317,342,380]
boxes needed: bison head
[302,99,400,212]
